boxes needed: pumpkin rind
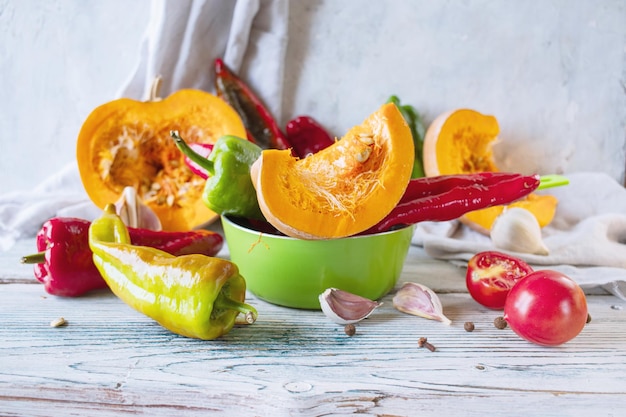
[251,103,414,239]
[422,108,558,234]
[76,89,247,231]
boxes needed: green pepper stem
[214,292,258,324]
[170,130,215,174]
[21,252,46,264]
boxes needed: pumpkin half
[422,108,557,234]
[251,103,414,239]
[423,109,499,176]
[77,88,246,231]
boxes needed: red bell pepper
[21,217,224,297]
[285,116,335,158]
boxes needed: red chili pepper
[21,217,224,297]
[285,116,335,158]
[366,173,540,234]
[214,58,291,150]
[399,172,524,204]
[184,142,213,179]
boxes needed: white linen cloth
[0,0,288,250]
[412,172,626,299]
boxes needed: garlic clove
[490,207,549,255]
[114,186,162,231]
[319,288,382,325]
[392,282,451,325]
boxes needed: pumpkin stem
[170,131,215,173]
[148,76,163,102]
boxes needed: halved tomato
[466,251,533,309]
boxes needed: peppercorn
[344,324,356,336]
[418,337,436,352]
[494,316,507,329]
[464,321,475,332]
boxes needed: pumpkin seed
[50,317,67,328]
[355,147,372,163]
[357,132,375,145]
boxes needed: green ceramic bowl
[221,215,414,309]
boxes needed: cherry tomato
[466,251,534,309]
[504,270,588,346]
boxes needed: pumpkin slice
[251,103,414,239]
[77,88,247,231]
[422,108,557,234]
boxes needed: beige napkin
[412,172,626,299]
[0,0,288,250]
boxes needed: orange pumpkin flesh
[423,109,499,176]
[251,103,414,239]
[423,108,557,234]
[461,194,559,235]
[77,89,247,231]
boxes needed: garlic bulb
[319,288,382,325]
[490,207,549,255]
[114,186,162,231]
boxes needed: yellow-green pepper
[88,204,257,340]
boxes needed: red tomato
[466,251,534,309]
[504,270,588,346]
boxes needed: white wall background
[1,0,625,195]
[0,0,148,194]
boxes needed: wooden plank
[1,282,624,416]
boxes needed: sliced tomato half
[466,251,534,309]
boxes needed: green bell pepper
[171,131,264,220]
[386,95,426,178]
[88,204,257,340]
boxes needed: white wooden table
[1,237,625,417]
